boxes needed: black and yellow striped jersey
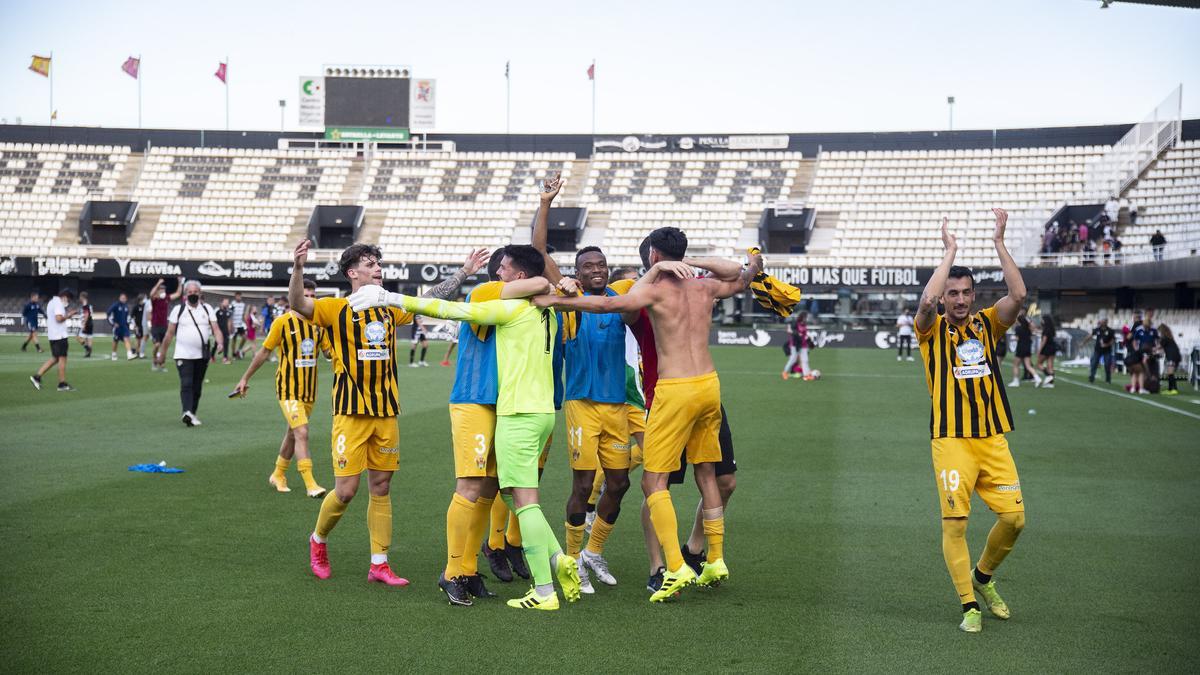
[917,305,1015,439]
[263,312,331,403]
[311,297,414,417]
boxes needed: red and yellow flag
[29,55,51,77]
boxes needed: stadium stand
[0,142,129,256]
[1067,309,1200,352]
[807,146,1111,268]
[1122,139,1200,254]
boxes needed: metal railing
[1032,233,1200,267]
[1082,85,1182,200]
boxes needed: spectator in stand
[1128,199,1138,226]
[1036,315,1058,388]
[1084,317,1116,384]
[20,291,45,353]
[215,298,233,364]
[107,292,136,361]
[155,280,224,427]
[76,291,94,358]
[148,277,184,371]
[895,307,914,361]
[1009,310,1041,387]
[130,293,147,358]
[1158,324,1183,396]
[1150,230,1167,261]
[1077,221,1089,248]
[30,288,77,392]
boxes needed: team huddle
[235,176,1031,625]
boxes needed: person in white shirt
[156,280,224,426]
[896,308,915,361]
[230,292,248,359]
[31,288,79,391]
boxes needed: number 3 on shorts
[939,469,960,492]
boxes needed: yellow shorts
[278,399,314,429]
[643,372,722,473]
[449,403,497,478]
[931,435,1024,518]
[331,414,399,477]
[627,406,646,467]
[540,433,552,469]
[564,400,631,471]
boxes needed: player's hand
[747,247,764,272]
[234,380,249,398]
[940,217,957,252]
[460,248,491,277]
[294,238,311,266]
[992,208,1008,242]
[347,284,397,311]
[556,277,581,295]
[540,172,564,203]
[655,261,696,279]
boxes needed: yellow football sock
[588,470,604,506]
[585,516,615,555]
[703,513,725,563]
[368,494,392,558]
[444,493,473,579]
[314,491,348,539]
[506,511,522,547]
[488,496,508,550]
[297,459,319,491]
[978,511,1025,576]
[647,490,684,572]
[461,496,493,576]
[565,522,586,558]
[941,517,975,605]
[273,456,290,480]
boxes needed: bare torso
[645,277,717,379]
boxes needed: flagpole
[591,59,596,137]
[138,54,143,128]
[49,51,55,126]
[506,61,511,135]
[224,55,230,133]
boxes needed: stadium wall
[4,120,1197,155]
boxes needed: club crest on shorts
[301,338,315,355]
[365,321,386,344]
[956,339,985,364]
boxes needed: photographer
[156,280,223,427]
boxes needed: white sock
[535,583,555,597]
[371,553,387,565]
[311,532,326,544]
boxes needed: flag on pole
[29,55,51,77]
[122,56,140,79]
[505,60,510,80]
[587,62,595,80]
[51,110,58,121]
[215,62,227,84]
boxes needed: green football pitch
[1,335,1197,672]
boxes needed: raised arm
[535,286,656,314]
[685,256,741,282]
[422,248,491,300]
[149,278,164,299]
[399,297,527,326]
[501,276,554,299]
[989,208,1026,326]
[289,239,315,320]
[531,173,565,284]
[169,276,185,301]
[915,218,957,334]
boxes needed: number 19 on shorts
[939,469,960,492]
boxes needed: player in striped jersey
[233,279,332,498]
[289,239,487,587]
[915,209,1027,634]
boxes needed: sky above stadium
[1,0,1198,135]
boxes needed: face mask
[187,294,200,305]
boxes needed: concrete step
[54,204,84,245]
[342,156,367,204]
[358,207,388,246]
[805,209,840,254]
[116,152,145,200]
[787,159,818,201]
[126,205,163,247]
[561,159,591,206]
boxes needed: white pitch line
[1056,375,1200,422]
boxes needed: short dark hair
[338,243,383,278]
[487,247,505,282]
[648,227,688,261]
[575,246,605,264]
[302,279,317,291]
[638,237,652,269]
[611,267,638,281]
[502,244,545,278]
[947,265,975,290]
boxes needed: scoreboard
[324,76,410,128]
